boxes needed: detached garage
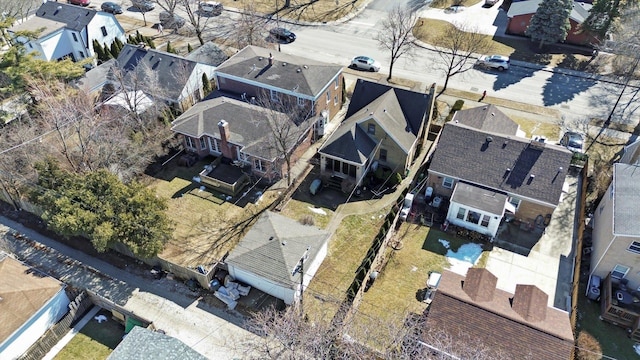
[225,211,330,305]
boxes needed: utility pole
[296,247,310,318]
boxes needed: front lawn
[215,0,368,23]
[54,310,125,360]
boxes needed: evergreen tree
[114,37,124,52]
[128,34,136,44]
[103,44,114,59]
[583,0,633,38]
[110,41,120,58]
[166,41,175,54]
[92,39,105,62]
[202,73,212,95]
[525,0,573,48]
[187,43,193,53]
[135,30,144,43]
[145,36,156,49]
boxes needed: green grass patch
[510,116,561,140]
[279,199,334,229]
[54,310,125,360]
[305,212,387,322]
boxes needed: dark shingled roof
[611,163,640,236]
[215,46,342,98]
[107,326,207,360]
[451,182,508,215]
[463,267,497,302]
[424,270,573,360]
[36,2,97,31]
[512,284,548,323]
[430,122,572,205]
[171,96,295,160]
[319,79,430,162]
[115,44,198,100]
[452,104,519,135]
[225,211,330,289]
[185,42,228,67]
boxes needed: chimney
[218,120,234,159]
[269,53,273,66]
[512,284,548,322]
[463,268,497,302]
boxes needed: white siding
[446,202,500,237]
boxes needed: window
[100,26,108,37]
[270,89,279,103]
[368,124,375,135]
[208,138,219,153]
[297,97,305,107]
[78,51,85,58]
[456,207,466,220]
[466,211,481,224]
[185,137,195,148]
[199,137,207,150]
[508,196,521,210]
[629,241,640,254]
[72,33,78,42]
[326,90,330,104]
[612,264,630,280]
[442,177,454,189]
[379,149,387,161]
[334,78,339,89]
[481,215,490,227]
[254,158,265,172]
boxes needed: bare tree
[0,0,42,22]
[154,0,179,14]
[432,22,493,94]
[375,5,417,81]
[178,0,212,45]
[229,1,271,49]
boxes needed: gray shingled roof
[225,211,330,289]
[451,182,508,215]
[424,270,573,360]
[116,44,198,100]
[612,163,640,236]
[319,80,429,162]
[214,46,343,98]
[452,104,519,135]
[10,2,97,34]
[507,0,592,23]
[171,96,301,160]
[620,139,640,165]
[430,123,572,205]
[185,42,228,67]
[107,326,207,360]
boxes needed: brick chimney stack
[218,120,234,159]
[269,52,273,66]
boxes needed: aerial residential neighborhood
[0,0,638,359]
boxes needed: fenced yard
[54,309,125,360]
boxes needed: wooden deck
[600,273,640,341]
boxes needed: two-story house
[428,105,572,238]
[8,2,126,64]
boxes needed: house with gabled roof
[318,79,435,186]
[427,105,572,238]
[225,211,330,305]
[8,2,126,63]
[422,268,573,360]
[214,45,344,129]
[0,253,71,359]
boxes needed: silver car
[350,56,381,72]
[477,55,510,71]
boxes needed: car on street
[477,55,510,71]
[159,11,186,29]
[131,0,155,12]
[199,1,223,15]
[101,2,123,14]
[68,0,91,6]
[269,27,296,43]
[350,56,381,72]
[560,131,585,153]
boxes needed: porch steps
[326,176,343,191]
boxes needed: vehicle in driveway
[68,0,91,6]
[476,55,510,71]
[101,2,123,14]
[350,56,381,72]
[560,131,585,153]
[199,1,223,15]
[269,27,296,43]
[160,11,186,29]
[131,0,155,12]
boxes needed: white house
[0,253,71,359]
[225,211,330,305]
[8,2,126,63]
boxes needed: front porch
[601,273,640,341]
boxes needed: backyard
[54,309,125,360]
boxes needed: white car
[477,55,510,71]
[350,56,381,72]
[399,193,415,221]
[199,1,223,15]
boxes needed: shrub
[575,331,602,360]
[299,215,315,226]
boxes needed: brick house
[427,105,572,238]
[506,0,599,46]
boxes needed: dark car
[101,2,123,14]
[269,27,296,43]
[131,0,155,12]
[560,131,585,153]
[159,11,186,29]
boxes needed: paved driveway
[0,216,257,359]
[417,0,509,36]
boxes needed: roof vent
[258,57,263,61]
[491,113,495,116]
[281,241,286,246]
[506,168,511,172]
[269,236,274,241]
[303,65,308,69]
[296,68,301,73]
[58,6,62,10]
[486,136,493,143]
[282,62,287,66]
[502,140,509,148]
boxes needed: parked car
[399,193,415,221]
[309,178,322,196]
[560,131,585,153]
[484,0,499,5]
[269,27,296,43]
[350,56,381,72]
[131,0,155,12]
[199,1,223,15]
[68,0,91,6]
[101,2,123,14]
[477,55,510,71]
[159,11,186,29]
